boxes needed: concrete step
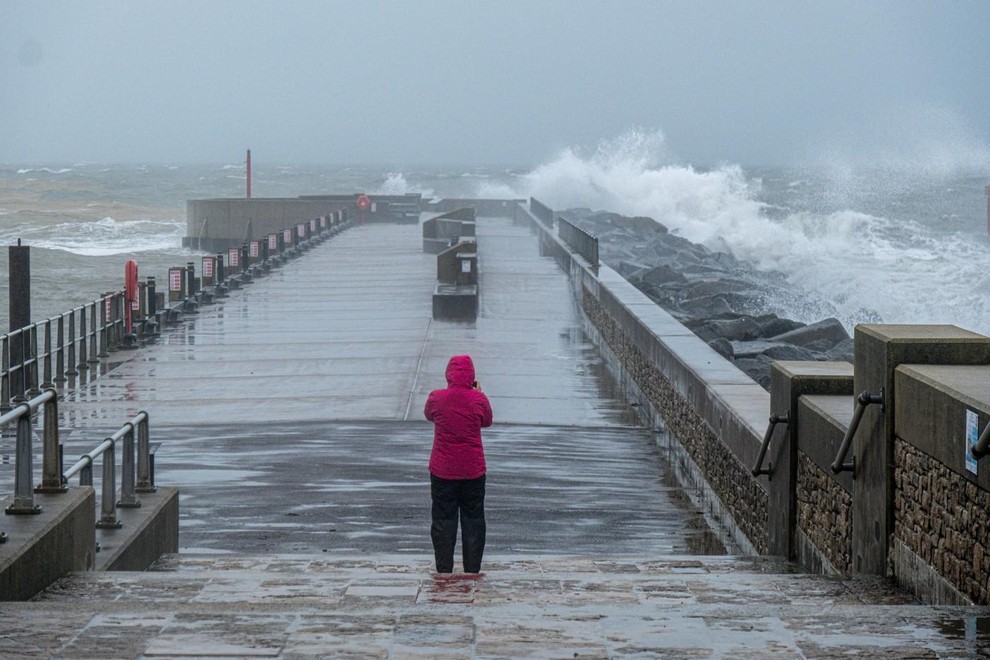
[16,553,990,657]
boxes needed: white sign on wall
[966,409,979,474]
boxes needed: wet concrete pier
[5,216,990,656]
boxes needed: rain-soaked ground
[148,421,729,556]
[6,218,990,656]
[29,218,729,557]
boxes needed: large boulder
[769,317,849,347]
[641,264,687,286]
[752,314,806,339]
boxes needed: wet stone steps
[16,553,990,657]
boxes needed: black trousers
[430,473,486,573]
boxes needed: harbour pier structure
[0,198,989,655]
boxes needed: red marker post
[124,259,139,345]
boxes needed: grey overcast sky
[2,0,989,167]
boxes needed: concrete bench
[423,208,476,254]
[432,240,479,321]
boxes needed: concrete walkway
[59,218,631,428]
[7,217,990,656]
[22,553,990,657]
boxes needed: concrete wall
[428,198,524,216]
[795,395,853,574]
[186,198,346,251]
[892,363,990,604]
[0,488,95,601]
[94,487,180,572]
[518,201,770,554]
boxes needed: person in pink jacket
[424,354,493,573]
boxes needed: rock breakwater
[563,209,865,389]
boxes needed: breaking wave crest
[483,128,990,334]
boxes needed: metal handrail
[0,217,347,540]
[751,413,789,478]
[970,421,990,459]
[831,389,884,475]
[0,389,60,534]
[0,291,131,410]
[557,216,600,268]
[63,411,151,530]
[0,211,351,410]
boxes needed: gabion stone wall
[797,451,852,573]
[582,289,769,554]
[895,438,990,604]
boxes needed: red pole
[246,149,252,199]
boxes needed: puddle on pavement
[935,616,990,651]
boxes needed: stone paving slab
[17,554,990,658]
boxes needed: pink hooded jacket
[424,355,493,480]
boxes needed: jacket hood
[445,355,476,388]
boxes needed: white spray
[478,128,990,334]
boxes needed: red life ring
[356,194,372,211]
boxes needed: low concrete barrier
[187,194,417,251]
[423,207,476,254]
[432,240,479,321]
[518,199,769,554]
[0,488,95,600]
[95,487,179,571]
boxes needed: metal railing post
[6,405,41,514]
[136,412,156,493]
[41,320,54,389]
[55,316,66,384]
[98,296,110,357]
[36,390,65,493]
[0,336,9,412]
[77,306,89,370]
[118,423,140,508]
[146,276,158,335]
[26,324,39,396]
[66,309,79,375]
[88,301,100,364]
[96,439,121,529]
[10,329,26,402]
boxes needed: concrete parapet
[94,486,179,571]
[852,325,990,577]
[437,241,478,285]
[795,394,854,574]
[516,199,771,553]
[432,284,478,321]
[0,487,95,601]
[423,208,476,254]
[186,198,343,251]
[768,362,853,558]
[427,198,523,216]
[186,194,414,251]
[892,363,990,604]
